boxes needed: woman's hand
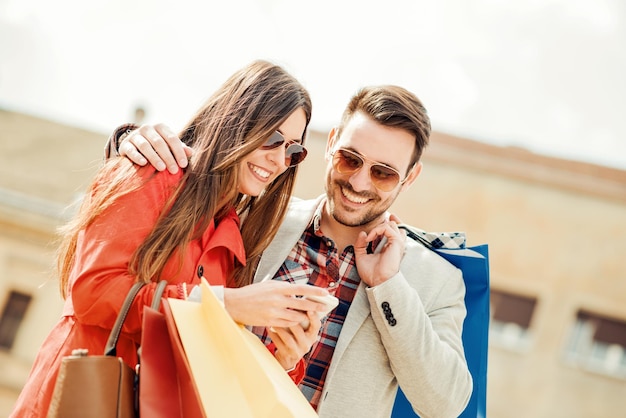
[269,311,322,371]
[223,280,330,327]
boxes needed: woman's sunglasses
[261,131,308,167]
[331,148,409,192]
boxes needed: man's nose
[348,165,373,192]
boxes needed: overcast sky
[1,0,625,169]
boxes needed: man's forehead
[337,114,415,167]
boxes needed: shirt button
[328,282,336,288]
[197,265,204,278]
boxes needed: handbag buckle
[70,348,88,357]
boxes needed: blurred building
[1,110,625,417]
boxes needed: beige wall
[1,112,625,417]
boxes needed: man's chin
[331,209,371,228]
[327,185,382,227]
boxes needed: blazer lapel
[254,196,324,284]
[325,281,370,378]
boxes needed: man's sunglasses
[331,148,409,192]
[261,131,308,167]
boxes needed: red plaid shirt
[253,203,361,410]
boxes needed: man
[110,85,472,417]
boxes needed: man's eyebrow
[344,146,400,171]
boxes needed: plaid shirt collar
[311,198,326,237]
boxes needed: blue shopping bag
[392,227,490,418]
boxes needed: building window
[0,290,33,350]
[564,310,626,379]
[489,289,537,351]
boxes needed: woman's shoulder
[131,164,185,193]
[134,164,184,183]
[119,164,185,206]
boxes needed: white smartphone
[300,293,339,330]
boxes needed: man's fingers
[155,124,188,170]
[353,230,369,254]
[137,126,177,173]
[154,123,177,139]
[388,213,403,224]
[134,135,168,171]
[364,220,403,243]
[119,139,149,166]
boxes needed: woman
[11,60,329,417]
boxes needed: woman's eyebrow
[277,129,303,143]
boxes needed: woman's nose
[268,144,288,171]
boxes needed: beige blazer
[254,196,472,418]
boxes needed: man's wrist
[104,123,138,160]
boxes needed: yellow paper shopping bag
[167,279,318,418]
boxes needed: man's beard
[328,180,389,227]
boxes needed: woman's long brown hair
[57,60,312,297]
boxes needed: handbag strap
[105,282,146,357]
[151,280,168,310]
[104,281,168,357]
[399,224,466,250]
[400,225,434,249]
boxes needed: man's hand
[353,214,406,287]
[119,123,193,174]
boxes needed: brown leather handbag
[47,281,167,418]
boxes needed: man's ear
[400,161,423,192]
[325,127,338,160]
